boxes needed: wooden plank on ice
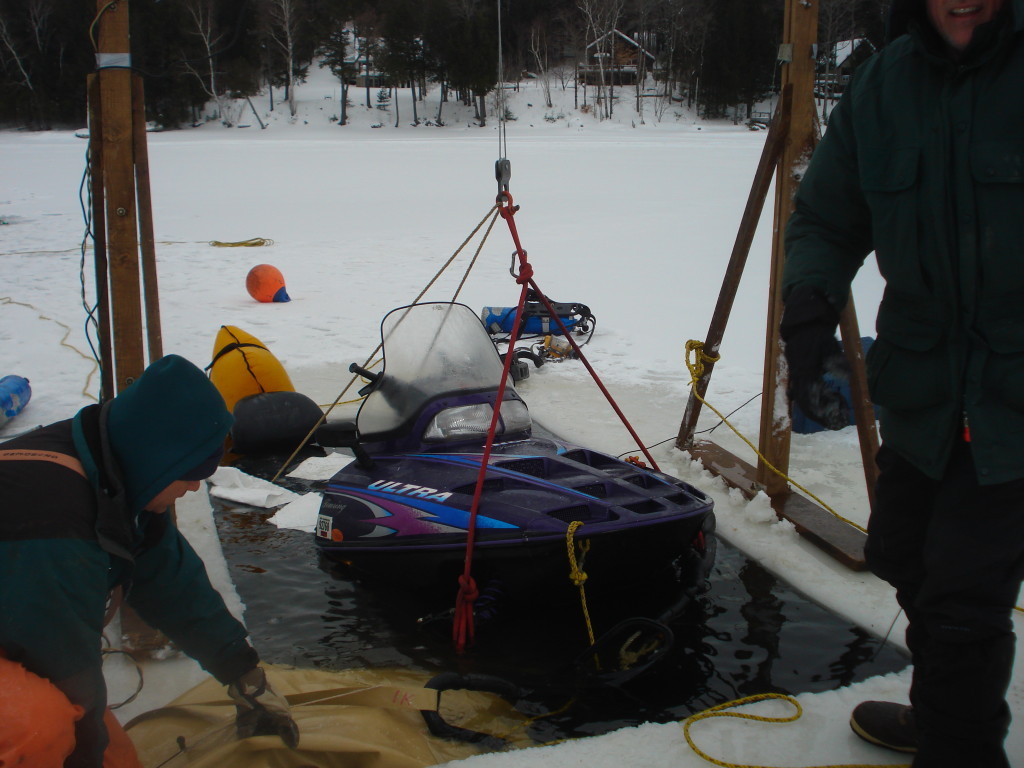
[688,439,867,571]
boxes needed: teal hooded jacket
[0,355,257,767]
[784,0,1024,483]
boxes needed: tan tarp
[125,665,536,768]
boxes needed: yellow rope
[0,296,99,403]
[682,693,910,768]
[0,247,87,257]
[0,240,274,257]
[686,341,1024,615]
[684,340,866,534]
[566,521,596,646]
[209,237,274,247]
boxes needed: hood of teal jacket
[81,354,232,514]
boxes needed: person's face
[927,0,1006,51]
[145,479,201,512]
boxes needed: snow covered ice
[1,63,1021,766]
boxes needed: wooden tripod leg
[676,86,792,450]
[132,74,163,362]
[838,297,879,510]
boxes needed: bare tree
[646,0,685,120]
[818,0,856,122]
[263,0,299,117]
[576,0,624,120]
[528,24,552,109]
[673,0,713,117]
[183,0,227,122]
[24,0,54,56]
[0,13,34,91]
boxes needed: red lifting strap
[451,191,660,654]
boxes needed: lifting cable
[270,204,500,483]
[453,190,665,652]
[452,8,664,644]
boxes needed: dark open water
[212,478,909,743]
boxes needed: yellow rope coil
[566,521,596,646]
[682,693,911,768]
[209,237,275,247]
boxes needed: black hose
[421,672,522,748]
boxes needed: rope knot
[685,339,720,384]
[456,574,479,603]
[516,262,533,284]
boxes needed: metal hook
[495,158,511,200]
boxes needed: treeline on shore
[0,0,889,130]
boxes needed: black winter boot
[850,701,919,753]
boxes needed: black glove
[228,667,300,748]
[779,285,850,431]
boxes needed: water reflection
[213,498,909,740]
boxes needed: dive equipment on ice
[0,376,31,427]
[481,295,594,338]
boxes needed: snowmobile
[313,301,716,595]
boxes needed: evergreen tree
[0,0,893,130]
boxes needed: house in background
[815,37,876,99]
[579,30,656,86]
[345,33,385,88]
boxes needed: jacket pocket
[979,294,1024,412]
[859,147,920,272]
[970,140,1024,288]
[867,296,949,411]
[970,140,1024,184]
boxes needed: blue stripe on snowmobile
[325,484,519,530]
[395,453,604,501]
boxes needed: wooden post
[838,300,880,509]
[92,1,169,654]
[678,0,873,571]
[756,0,819,495]
[132,74,163,361]
[95,0,145,392]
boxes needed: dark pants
[866,441,1024,768]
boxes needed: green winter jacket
[783,0,1024,484]
[0,355,255,768]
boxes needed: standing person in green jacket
[780,0,1023,765]
[0,354,298,767]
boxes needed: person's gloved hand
[228,667,299,747]
[779,285,850,431]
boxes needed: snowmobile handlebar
[349,362,382,398]
[349,362,379,382]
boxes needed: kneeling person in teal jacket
[0,354,298,767]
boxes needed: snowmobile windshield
[356,303,524,441]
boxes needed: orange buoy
[246,264,291,303]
